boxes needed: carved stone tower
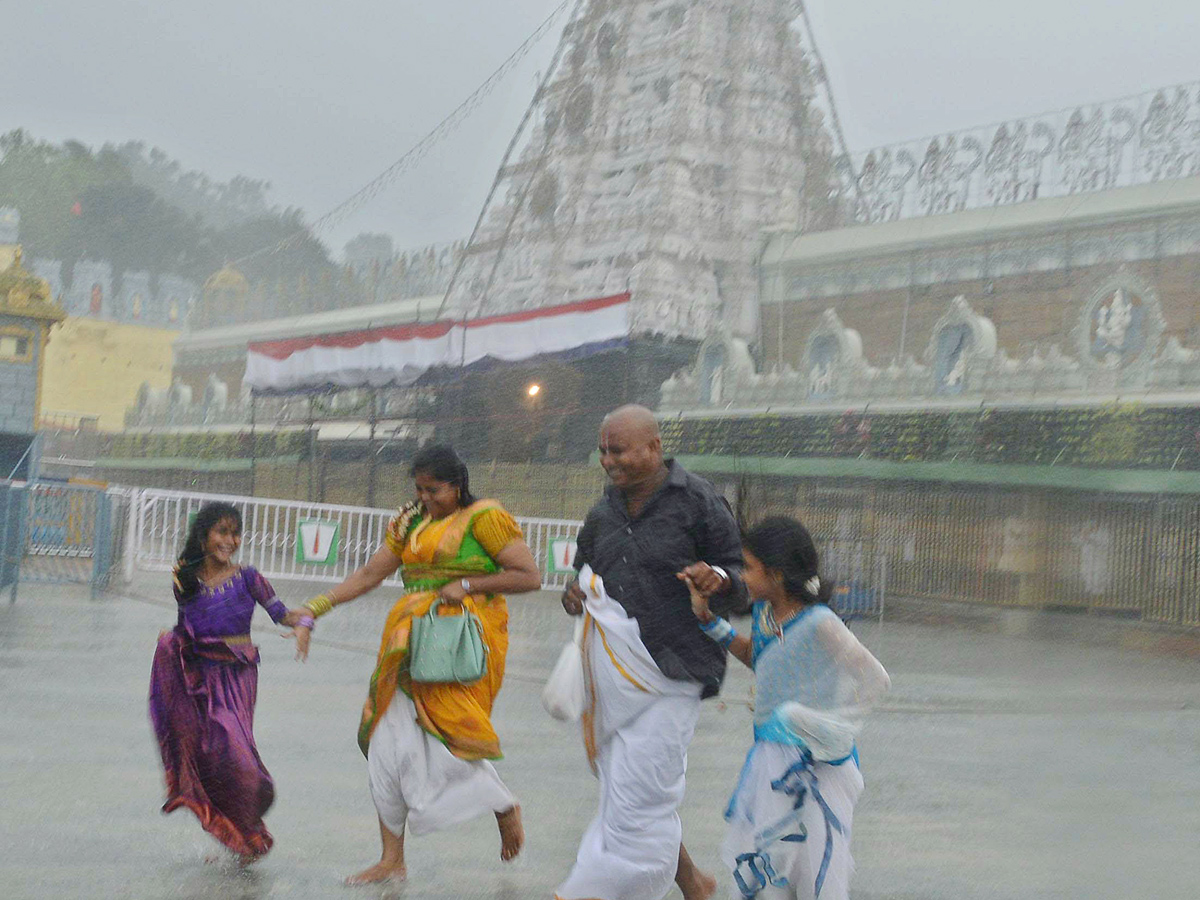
[444,0,845,341]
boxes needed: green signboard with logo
[296,518,340,567]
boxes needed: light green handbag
[408,598,488,684]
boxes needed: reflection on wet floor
[1,575,1198,899]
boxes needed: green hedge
[103,431,311,461]
[661,404,1200,471]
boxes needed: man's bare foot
[676,843,718,900]
[688,871,718,900]
[679,869,718,900]
[345,862,407,885]
[495,805,524,861]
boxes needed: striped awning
[244,293,630,394]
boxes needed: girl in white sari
[688,517,890,900]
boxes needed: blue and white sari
[721,603,890,900]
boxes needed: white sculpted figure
[809,361,833,396]
[1095,289,1133,352]
[945,351,967,388]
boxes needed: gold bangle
[304,594,335,618]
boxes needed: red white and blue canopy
[244,293,630,394]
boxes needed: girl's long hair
[743,516,835,606]
[174,502,242,604]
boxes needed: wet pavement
[1,574,1198,899]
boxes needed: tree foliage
[0,129,333,288]
[111,140,274,230]
[344,232,394,264]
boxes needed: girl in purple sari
[148,502,310,862]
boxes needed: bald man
[554,405,747,900]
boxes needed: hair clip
[804,575,821,596]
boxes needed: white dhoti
[556,567,703,900]
[367,692,516,837]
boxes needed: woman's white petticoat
[367,691,515,837]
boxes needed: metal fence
[0,480,124,598]
[733,475,1200,628]
[125,487,584,592]
[121,486,885,618]
[37,477,1192,628]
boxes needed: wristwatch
[460,578,472,594]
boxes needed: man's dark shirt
[574,459,747,699]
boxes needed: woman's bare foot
[345,862,407,886]
[495,805,524,861]
[347,814,407,885]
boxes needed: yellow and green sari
[358,499,523,761]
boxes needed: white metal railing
[124,487,582,590]
[516,515,582,590]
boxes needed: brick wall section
[762,254,1200,370]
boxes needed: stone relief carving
[1138,86,1200,182]
[847,81,1200,225]
[1071,268,1166,388]
[444,0,843,341]
[799,309,868,399]
[661,277,1198,413]
[661,333,754,409]
[925,296,997,396]
[983,121,1054,205]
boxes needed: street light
[526,383,542,398]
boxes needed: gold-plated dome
[0,247,65,322]
[202,265,250,296]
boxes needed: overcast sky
[5,1,1199,257]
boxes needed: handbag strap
[424,596,476,618]
[422,597,488,650]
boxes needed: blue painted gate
[0,481,117,600]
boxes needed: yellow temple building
[40,316,177,431]
[0,234,175,432]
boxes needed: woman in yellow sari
[295,445,541,885]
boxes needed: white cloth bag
[542,615,586,721]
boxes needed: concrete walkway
[1,574,1197,899]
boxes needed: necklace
[767,604,803,639]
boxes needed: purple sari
[148,568,287,858]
